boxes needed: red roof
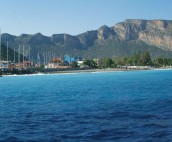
[50,58,63,62]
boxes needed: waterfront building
[64,55,82,64]
[77,61,84,66]
[45,57,65,69]
[15,61,33,69]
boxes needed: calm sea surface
[0,70,172,142]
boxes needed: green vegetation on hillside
[84,40,172,59]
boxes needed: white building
[0,61,10,69]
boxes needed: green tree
[104,58,113,67]
[131,53,141,66]
[83,60,97,68]
[70,61,78,68]
[121,57,128,65]
[98,58,115,68]
[154,58,163,67]
[140,51,152,65]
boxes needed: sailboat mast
[29,45,31,62]
[14,47,15,66]
[23,45,24,68]
[18,45,20,63]
[0,29,1,61]
[7,41,8,68]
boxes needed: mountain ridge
[1,19,172,62]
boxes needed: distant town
[1,33,172,75]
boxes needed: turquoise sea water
[0,70,172,142]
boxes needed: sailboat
[0,29,2,77]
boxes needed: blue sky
[0,0,171,36]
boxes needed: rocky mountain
[115,19,172,50]
[1,19,172,62]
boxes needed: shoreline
[1,68,125,77]
[42,67,172,75]
[1,67,172,77]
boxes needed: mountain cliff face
[114,19,172,50]
[1,19,172,61]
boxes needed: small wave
[0,136,23,142]
[143,123,168,128]
[3,73,45,77]
[109,111,130,118]
[88,129,135,140]
[132,113,159,120]
[149,131,170,138]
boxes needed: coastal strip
[1,66,172,77]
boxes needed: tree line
[82,51,172,68]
